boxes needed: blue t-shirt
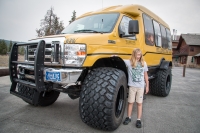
[124,60,148,88]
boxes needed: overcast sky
[0,0,200,42]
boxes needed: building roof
[177,34,200,49]
[181,34,200,46]
[194,53,200,57]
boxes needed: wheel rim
[115,86,124,118]
[166,75,171,92]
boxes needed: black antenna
[101,19,103,34]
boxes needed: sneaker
[136,120,142,128]
[123,117,131,125]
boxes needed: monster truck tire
[79,67,127,131]
[149,67,172,97]
[18,83,60,106]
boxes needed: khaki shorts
[128,86,144,103]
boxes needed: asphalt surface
[0,67,200,133]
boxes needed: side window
[160,25,168,48]
[119,16,136,40]
[166,29,172,49]
[143,14,154,46]
[153,20,162,47]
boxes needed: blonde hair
[130,48,144,68]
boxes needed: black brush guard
[9,40,46,105]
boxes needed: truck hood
[29,33,114,45]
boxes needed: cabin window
[166,29,172,49]
[153,20,162,47]
[160,25,168,49]
[143,14,155,46]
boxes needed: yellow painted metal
[65,4,172,67]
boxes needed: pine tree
[8,40,13,52]
[36,7,65,37]
[69,10,76,24]
[0,40,2,54]
[0,40,7,55]
[53,16,64,34]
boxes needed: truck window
[62,13,119,34]
[166,29,172,49]
[143,14,155,46]
[153,20,162,47]
[160,25,168,49]
[119,16,136,40]
[77,24,85,30]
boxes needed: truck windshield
[61,13,119,34]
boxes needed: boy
[123,48,149,128]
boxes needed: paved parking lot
[0,67,200,133]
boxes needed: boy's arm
[144,71,149,94]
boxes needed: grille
[28,43,53,63]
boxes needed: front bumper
[18,65,82,85]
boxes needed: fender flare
[159,59,172,70]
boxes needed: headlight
[64,44,86,66]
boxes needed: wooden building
[172,34,200,68]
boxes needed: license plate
[45,71,61,82]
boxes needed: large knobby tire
[149,68,172,97]
[18,82,60,106]
[79,67,127,131]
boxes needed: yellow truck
[9,4,172,131]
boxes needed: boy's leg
[135,88,144,128]
[143,84,146,100]
[127,86,137,117]
[137,103,142,119]
[128,102,134,117]
[123,102,134,125]
[135,88,144,117]
[123,87,136,125]
[136,103,143,128]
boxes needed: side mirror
[128,20,139,34]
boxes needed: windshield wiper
[74,29,102,33]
